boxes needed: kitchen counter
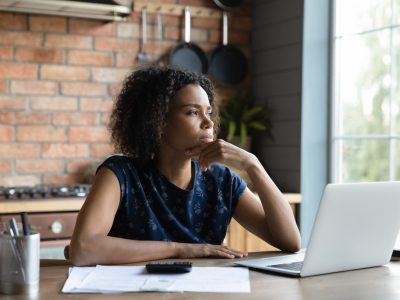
[0,194,301,214]
[0,197,85,214]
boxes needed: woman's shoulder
[98,155,139,174]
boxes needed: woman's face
[161,84,214,154]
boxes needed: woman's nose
[201,114,214,129]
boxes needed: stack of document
[62,265,250,293]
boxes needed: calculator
[145,262,192,274]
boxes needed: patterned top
[98,155,246,245]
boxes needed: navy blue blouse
[98,155,246,245]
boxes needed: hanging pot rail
[133,1,222,19]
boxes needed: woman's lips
[199,136,213,143]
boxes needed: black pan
[208,11,247,86]
[213,0,244,10]
[170,7,208,74]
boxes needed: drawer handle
[50,221,63,234]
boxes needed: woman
[69,66,300,266]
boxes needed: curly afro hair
[109,65,219,166]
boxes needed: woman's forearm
[244,154,301,252]
[70,235,179,266]
[69,235,247,266]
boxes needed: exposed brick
[95,37,139,52]
[68,126,110,142]
[190,28,208,42]
[209,29,222,44]
[90,143,114,158]
[117,22,140,38]
[68,50,113,66]
[17,126,66,142]
[108,82,123,98]
[69,19,116,36]
[92,67,130,83]
[228,31,250,45]
[0,13,27,30]
[192,17,221,29]
[12,81,57,95]
[41,65,89,81]
[196,42,216,53]
[0,127,13,141]
[0,1,251,186]
[0,80,7,93]
[0,96,26,110]
[30,96,78,111]
[161,15,180,26]
[100,112,111,125]
[178,0,215,8]
[61,82,107,96]
[0,175,40,187]
[0,143,39,158]
[67,159,98,173]
[52,112,98,125]
[43,173,87,185]
[0,63,37,79]
[164,26,181,40]
[116,52,136,67]
[0,31,42,47]
[80,97,113,112]
[0,160,12,173]
[0,112,49,125]
[15,48,65,64]
[0,47,13,60]
[42,143,89,158]
[45,34,93,49]
[141,40,175,55]
[232,16,252,31]
[29,16,67,33]
[16,159,64,173]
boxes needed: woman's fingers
[204,244,248,259]
[185,139,250,171]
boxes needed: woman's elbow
[282,234,301,253]
[69,239,94,266]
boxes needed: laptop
[235,181,400,277]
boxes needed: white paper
[62,265,250,293]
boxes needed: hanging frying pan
[208,11,247,86]
[170,6,208,74]
[213,0,244,10]
[137,7,149,65]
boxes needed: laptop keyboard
[269,261,304,271]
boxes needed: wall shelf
[133,1,222,18]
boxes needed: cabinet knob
[50,221,63,234]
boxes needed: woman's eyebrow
[180,104,212,110]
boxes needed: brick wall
[0,0,252,186]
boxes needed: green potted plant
[218,91,273,149]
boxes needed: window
[331,0,400,183]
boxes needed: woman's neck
[155,155,194,190]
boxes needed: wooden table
[2,251,400,300]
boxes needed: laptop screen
[395,231,400,250]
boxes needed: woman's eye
[187,110,198,115]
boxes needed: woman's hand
[185,139,256,172]
[175,243,248,259]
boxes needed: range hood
[0,0,132,21]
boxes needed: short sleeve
[229,168,247,213]
[96,155,130,203]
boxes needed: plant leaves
[240,122,247,146]
[227,120,236,142]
